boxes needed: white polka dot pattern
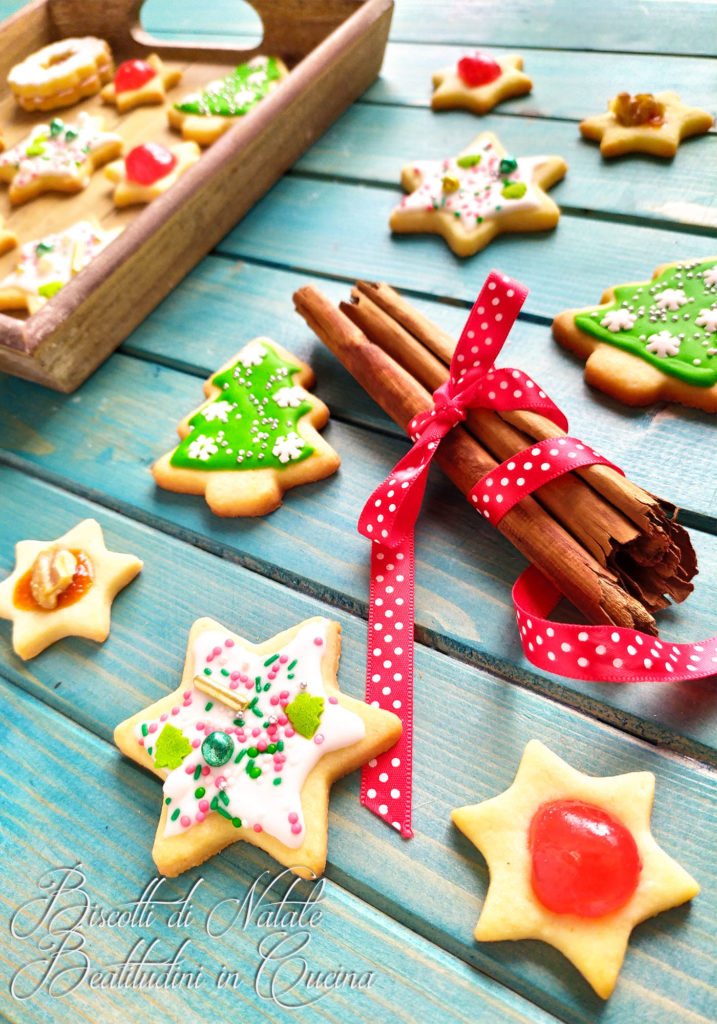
[468,436,623,525]
[514,566,717,682]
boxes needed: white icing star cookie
[101,53,182,113]
[431,53,532,115]
[0,219,121,314]
[115,616,402,877]
[0,519,142,660]
[452,740,699,999]
[105,141,201,206]
[0,112,122,204]
[390,131,567,257]
[579,91,713,158]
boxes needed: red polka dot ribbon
[358,269,717,839]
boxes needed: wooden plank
[0,683,562,1024]
[293,102,717,231]
[0,488,715,1023]
[367,42,717,125]
[117,255,717,531]
[0,420,716,763]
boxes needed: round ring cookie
[8,36,114,112]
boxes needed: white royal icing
[0,220,116,302]
[0,112,120,189]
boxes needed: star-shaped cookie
[105,141,201,206]
[579,91,713,158]
[0,519,143,660]
[552,257,717,411]
[431,53,532,115]
[452,740,699,999]
[389,132,567,257]
[115,616,402,877]
[0,112,122,204]
[101,53,182,113]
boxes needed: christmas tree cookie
[389,131,567,257]
[553,258,717,410]
[152,338,341,515]
[114,616,402,877]
[167,56,288,146]
[453,740,699,999]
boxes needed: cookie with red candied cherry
[101,53,182,113]
[431,52,532,115]
[114,616,402,877]
[452,739,699,999]
[105,141,201,206]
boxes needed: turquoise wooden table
[1,2,716,1022]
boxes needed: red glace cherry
[125,143,177,185]
[457,52,502,88]
[114,59,157,94]
[529,799,642,917]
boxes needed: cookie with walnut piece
[579,90,713,158]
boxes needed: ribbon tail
[360,533,414,838]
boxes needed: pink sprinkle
[192,739,200,748]
[278,714,288,725]
[148,722,158,733]
[230,670,240,681]
[201,766,210,776]
[252,726,261,737]
[180,815,191,828]
[225,639,235,648]
[274,764,283,773]
[267,725,278,736]
[280,690,289,700]
[279,655,288,664]
[257,740,267,751]
[185,764,195,774]
[171,706,180,716]
[291,823,302,835]
[279,698,289,708]
[229,680,239,690]
[240,673,249,683]
[244,679,254,690]
[288,812,299,823]
[270,695,280,706]
[206,653,214,663]
[313,733,324,745]
[214,776,226,788]
[183,690,192,699]
[198,799,209,812]
[160,713,168,721]
[253,823,262,833]
[285,727,295,738]
[213,646,222,656]
[313,637,323,646]
[138,738,144,747]
[329,696,338,705]
[196,812,206,823]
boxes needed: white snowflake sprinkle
[645,331,680,358]
[273,386,305,408]
[237,341,266,367]
[655,288,687,311]
[272,431,305,463]
[702,267,717,288]
[187,434,219,461]
[695,308,717,334]
[201,400,234,423]
[600,309,637,332]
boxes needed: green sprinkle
[287,660,297,671]
[141,723,149,737]
[219,790,230,806]
[147,747,153,756]
[220,669,229,677]
[216,805,232,821]
[249,765,261,780]
[232,817,242,828]
[210,796,219,811]
[234,749,247,764]
[233,718,244,727]
[165,797,171,805]
[251,705,263,718]
[499,155,518,175]
[457,153,481,168]
[248,746,258,758]
[264,654,279,667]
[26,141,46,157]
[263,683,271,692]
[203,667,212,676]
[287,674,294,680]
[277,740,284,752]
[266,743,277,755]
[49,118,64,136]
[204,701,213,712]
[65,127,79,141]
[35,241,54,255]
[194,787,206,799]
[194,765,202,780]
[171,808,180,821]
[272,778,282,786]
[255,678,262,692]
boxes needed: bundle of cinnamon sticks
[293,280,697,635]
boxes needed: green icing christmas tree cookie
[152,337,341,516]
[167,56,288,146]
[553,258,717,411]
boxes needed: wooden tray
[0,0,393,391]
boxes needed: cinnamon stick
[294,284,658,635]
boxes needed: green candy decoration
[25,140,46,157]
[456,153,482,168]
[176,57,281,118]
[499,155,518,175]
[286,692,324,739]
[35,241,54,256]
[153,724,193,770]
[37,281,64,299]
[65,127,79,141]
[169,341,316,473]
[501,182,527,199]
[202,731,234,767]
[49,118,64,137]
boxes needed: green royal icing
[154,723,193,770]
[575,259,717,388]
[169,341,315,472]
[285,692,324,739]
[175,57,281,117]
